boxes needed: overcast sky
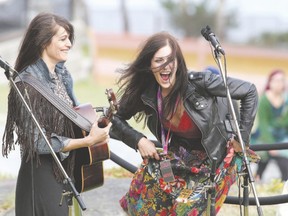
[85,0,288,21]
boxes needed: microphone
[0,56,11,71]
[0,56,15,79]
[201,25,225,55]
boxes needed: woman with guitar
[110,32,260,215]
[2,13,111,216]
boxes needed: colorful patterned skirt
[120,143,260,216]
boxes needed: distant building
[0,0,78,35]
[0,0,27,33]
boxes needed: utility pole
[216,0,225,40]
[69,0,76,20]
[120,0,129,34]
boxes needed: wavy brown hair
[14,12,74,75]
[116,32,188,122]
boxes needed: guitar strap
[15,74,92,132]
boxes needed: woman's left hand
[138,137,160,160]
[230,136,248,152]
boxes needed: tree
[160,0,237,40]
[249,31,288,49]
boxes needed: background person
[251,69,288,182]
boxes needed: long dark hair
[14,12,74,74]
[117,32,188,122]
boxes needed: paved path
[81,178,130,216]
[0,178,131,216]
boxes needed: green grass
[74,74,150,133]
[0,83,9,114]
[0,193,14,214]
[104,167,134,179]
[74,74,116,105]
[219,178,284,215]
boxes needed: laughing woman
[110,32,259,215]
[2,13,111,216]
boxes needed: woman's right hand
[86,121,112,146]
[63,121,112,152]
[137,137,160,160]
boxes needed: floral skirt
[120,143,260,216]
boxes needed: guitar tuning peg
[94,107,106,112]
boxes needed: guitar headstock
[105,88,119,117]
[97,88,119,128]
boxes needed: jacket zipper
[182,97,212,161]
[142,98,160,142]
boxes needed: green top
[252,93,288,158]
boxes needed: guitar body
[73,89,118,193]
[73,103,110,193]
[74,140,108,192]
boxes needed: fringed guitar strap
[15,74,92,132]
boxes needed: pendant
[160,160,175,182]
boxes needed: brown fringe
[2,82,77,181]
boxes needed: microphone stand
[212,49,263,216]
[206,157,217,216]
[2,64,86,213]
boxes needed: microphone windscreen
[201,28,208,40]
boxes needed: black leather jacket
[110,71,258,164]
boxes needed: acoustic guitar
[73,88,119,193]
